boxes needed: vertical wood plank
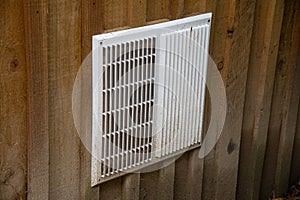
[273,1,300,193]
[0,0,27,199]
[237,0,284,199]
[102,0,128,30]
[82,0,103,57]
[260,0,300,198]
[202,0,257,199]
[188,149,204,200]
[140,170,159,200]
[202,1,235,199]
[23,0,49,199]
[47,0,82,199]
[146,0,170,22]
[290,92,300,184]
[289,46,300,184]
[127,0,146,27]
[175,150,204,200]
[158,163,176,200]
[99,178,122,200]
[184,0,207,16]
[122,173,140,200]
[80,0,103,199]
[140,161,175,200]
[174,153,190,200]
[169,0,184,20]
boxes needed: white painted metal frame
[92,13,212,186]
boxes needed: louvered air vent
[92,13,212,185]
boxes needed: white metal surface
[92,13,211,186]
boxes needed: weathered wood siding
[0,0,300,199]
[0,1,27,199]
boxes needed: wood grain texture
[1,0,300,199]
[23,0,49,199]
[122,173,140,200]
[0,0,27,199]
[140,162,176,200]
[202,1,238,199]
[169,0,184,19]
[128,0,146,27]
[237,0,284,199]
[158,163,176,200]
[273,0,300,194]
[188,149,204,200]
[47,0,82,199]
[203,0,256,199]
[260,1,300,198]
[290,90,300,184]
[82,0,103,57]
[146,0,170,22]
[174,153,189,200]
[174,151,204,200]
[140,170,159,200]
[80,0,103,199]
[99,177,122,200]
[184,0,207,16]
[102,0,128,30]
[289,44,300,184]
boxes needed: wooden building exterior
[0,0,300,199]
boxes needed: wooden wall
[0,0,300,199]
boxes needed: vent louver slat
[156,25,209,157]
[98,38,156,177]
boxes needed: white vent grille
[100,38,156,175]
[156,25,210,157]
[92,13,211,185]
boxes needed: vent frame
[92,13,212,186]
